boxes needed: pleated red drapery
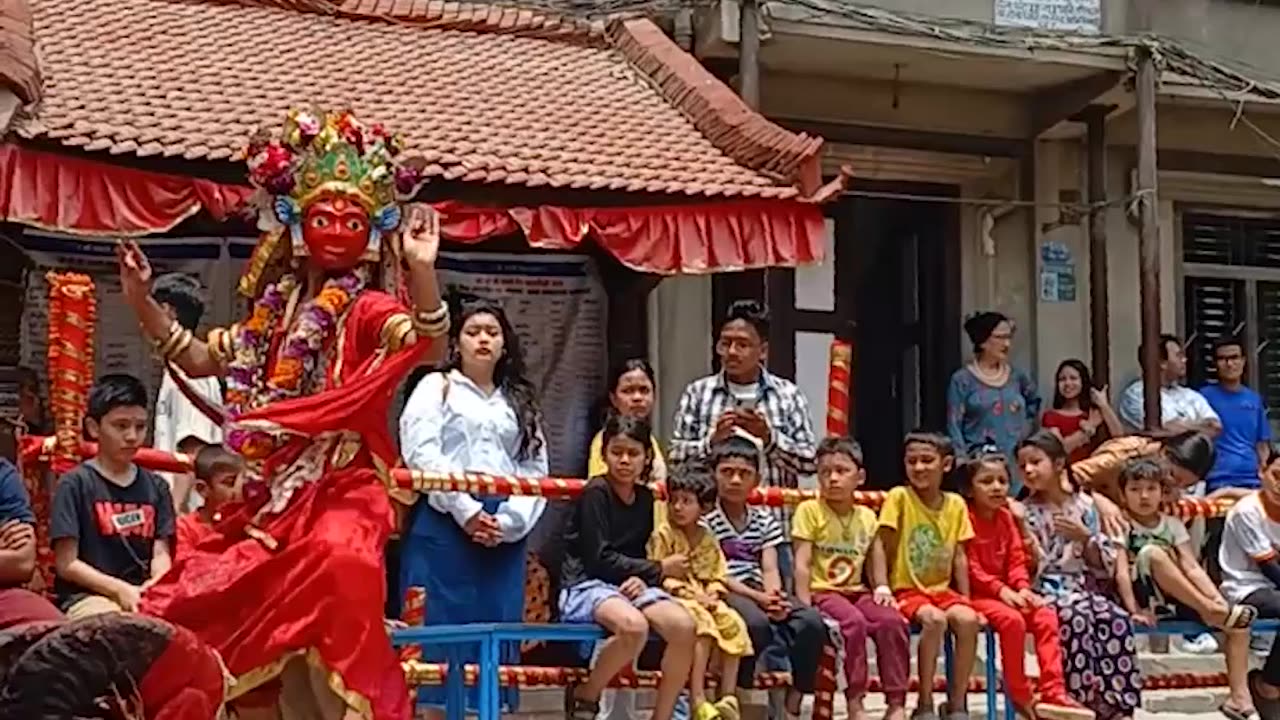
[0,143,825,273]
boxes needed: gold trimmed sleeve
[379,313,417,353]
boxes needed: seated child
[559,415,696,720]
[1221,443,1280,716]
[648,469,751,720]
[878,431,980,720]
[174,444,243,559]
[961,446,1093,720]
[50,374,175,619]
[703,436,827,718]
[793,437,909,720]
[1017,430,1141,720]
[1113,457,1255,720]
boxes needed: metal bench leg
[943,632,955,695]
[480,636,501,720]
[984,629,998,720]
[446,644,466,720]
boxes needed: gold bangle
[411,314,450,339]
[411,305,450,338]
[414,305,448,325]
[165,329,194,362]
[154,321,184,358]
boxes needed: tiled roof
[11,0,827,199]
[0,0,38,104]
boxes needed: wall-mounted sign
[995,0,1101,33]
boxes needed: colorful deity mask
[244,109,423,273]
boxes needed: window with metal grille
[1182,213,1280,426]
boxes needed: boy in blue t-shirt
[1201,338,1271,497]
[1201,337,1272,602]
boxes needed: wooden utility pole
[1135,46,1162,429]
[739,0,760,109]
[1083,106,1111,388]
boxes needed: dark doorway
[836,184,962,488]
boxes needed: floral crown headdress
[239,109,425,294]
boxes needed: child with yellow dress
[649,469,752,720]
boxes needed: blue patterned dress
[946,366,1040,488]
[1025,492,1142,720]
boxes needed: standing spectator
[15,366,51,436]
[1200,336,1271,502]
[0,455,63,629]
[150,273,222,513]
[399,295,547,715]
[589,358,667,482]
[946,311,1039,487]
[670,300,816,531]
[1041,359,1124,463]
[1199,336,1272,655]
[1117,333,1221,435]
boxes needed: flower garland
[224,266,369,458]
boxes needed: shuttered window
[1182,213,1280,426]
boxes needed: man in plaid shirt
[669,300,818,533]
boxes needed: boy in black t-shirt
[51,374,175,618]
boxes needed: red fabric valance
[0,143,825,274]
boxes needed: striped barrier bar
[399,662,991,693]
[15,437,1242,519]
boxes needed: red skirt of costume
[141,292,427,720]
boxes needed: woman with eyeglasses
[946,311,1041,488]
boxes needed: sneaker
[1035,693,1096,720]
[713,696,741,720]
[693,700,722,720]
[1183,632,1221,654]
[1253,634,1275,657]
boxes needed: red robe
[140,290,427,720]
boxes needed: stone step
[460,686,1235,720]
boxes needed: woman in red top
[962,447,1093,720]
[1040,359,1123,464]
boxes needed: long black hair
[1051,358,1097,412]
[1143,429,1215,479]
[448,293,544,462]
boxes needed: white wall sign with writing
[994,0,1101,32]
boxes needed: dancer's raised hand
[116,240,153,307]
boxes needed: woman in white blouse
[399,294,548,714]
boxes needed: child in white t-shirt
[1221,443,1280,714]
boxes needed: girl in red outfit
[960,446,1094,720]
[1040,360,1123,464]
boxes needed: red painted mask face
[301,196,371,270]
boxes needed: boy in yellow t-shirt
[793,437,908,720]
[878,431,980,720]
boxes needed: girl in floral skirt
[1017,430,1142,720]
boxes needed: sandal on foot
[563,687,599,720]
[910,708,940,720]
[1227,604,1259,630]
[1221,702,1262,720]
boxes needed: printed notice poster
[436,252,607,476]
[994,0,1101,32]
